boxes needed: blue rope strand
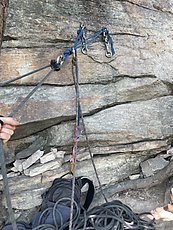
[62,27,115,62]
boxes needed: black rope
[69,49,80,230]
[71,51,108,204]
[3,178,155,230]
[80,112,108,203]
[9,69,54,117]
[1,69,54,230]
[73,200,155,230]
[0,65,50,87]
[0,139,18,230]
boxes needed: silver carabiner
[105,43,112,58]
[56,55,64,66]
[103,29,114,58]
[81,26,87,55]
[81,46,87,55]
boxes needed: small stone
[167,147,173,155]
[24,158,64,177]
[140,155,169,177]
[11,167,18,172]
[22,149,44,170]
[8,172,21,178]
[0,172,20,180]
[40,148,65,164]
[13,159,25,172]
[129,174,140,180]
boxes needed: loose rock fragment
[13,159,25,172]
[129,174,140,180]
[40,148,65,164]
[22,149,44,170]
[24,158,64,177]
[140,155,169,177]
[0,172,20,180]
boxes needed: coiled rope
[73,200,155,230]
[3,178,155,230]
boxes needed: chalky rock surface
[0,1,173,228]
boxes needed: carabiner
[81,26,87,55]
[102,28,114,58]
[81,46,87,55]
[105,43,112,58]
[50,55,64,71]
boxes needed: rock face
[0,0,9,46]
[0,0,173,226]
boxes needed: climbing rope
[73,200,155,230]
[71,46,108,201]
[9,69,54,117]
[3,177,155,230]
[68,26,112,229]
[0,24,115,230]
[69,49,80,230]
[0,139,18,230]
[0,65,51,87]
[0,69,55,230]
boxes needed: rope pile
[74,201,155,230]
[3,177,155,230]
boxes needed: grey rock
[1,152,147,209]
[140,155,169,177]
[3,188,45,210]
[0,0,173,226]
[13,159,24,172]
[0,78,170,140]
[22,149,44,170]
[40,149,65,164]
[49,96,173,146]
[24,157,64,177]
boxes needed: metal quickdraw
[102,27,115,58]
[80,24,88,55]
